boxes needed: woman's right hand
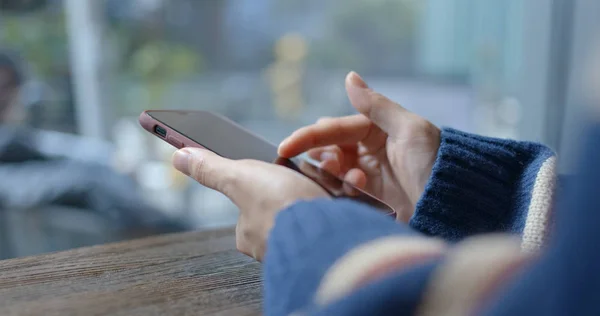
[278,72,441,222]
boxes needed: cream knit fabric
[521,156,557,252]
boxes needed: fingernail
[349,71,368,89]
[320,151,337,161]
[172,149,191,175]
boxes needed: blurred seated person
[0,51,187,234]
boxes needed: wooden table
[0,228,262,316]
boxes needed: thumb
[345,71,409,135]
[172,148,238,195]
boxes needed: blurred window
[0,0,590,224]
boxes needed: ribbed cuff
[409,128,555,241]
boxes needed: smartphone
[139,110,395,216]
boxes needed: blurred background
[0,0,597,259]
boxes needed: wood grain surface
[0,228,262,316]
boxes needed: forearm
[263,199,530,316]
[264,127,597,316]
[263,199,434,315]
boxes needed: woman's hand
[172,148,329,261]
[278,72,440,222]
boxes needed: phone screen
[146,110,395,215]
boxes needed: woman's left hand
[172,148,329,261]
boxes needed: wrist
[404,130,441,208]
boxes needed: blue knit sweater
[263,127,600,315]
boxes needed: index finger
[278,114,372,158]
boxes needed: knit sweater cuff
[409,128,555,241]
